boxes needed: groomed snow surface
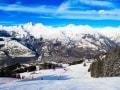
[0,62,120,90]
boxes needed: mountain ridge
[0,22,119,65]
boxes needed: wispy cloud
[0,4,56,14]
[79,0,114,7]
[0,0,120,20]
[0,21,16,26]
[56,0,120,20]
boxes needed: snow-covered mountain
[1,39,35,58]
[0,23,117,52]
[98,27,120,45]
[0,30,36,67]
[0,30,35,58]
[0,22,119,66]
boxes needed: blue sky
[0,0,120,27]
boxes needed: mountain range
[0,22,119,66]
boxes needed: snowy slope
[0,62,120,90]
[98,27,120,45]
[0,38,35,57]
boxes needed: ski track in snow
[1,63,120,90]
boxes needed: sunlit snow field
[0,63,120,90]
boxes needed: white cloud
[57,1,70,12]
[0,21,14,24]
[0,2,120,20]
[98,10,105,15]
[55,0,120,20]
[0,4,56,14]
[79,0,113,7]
